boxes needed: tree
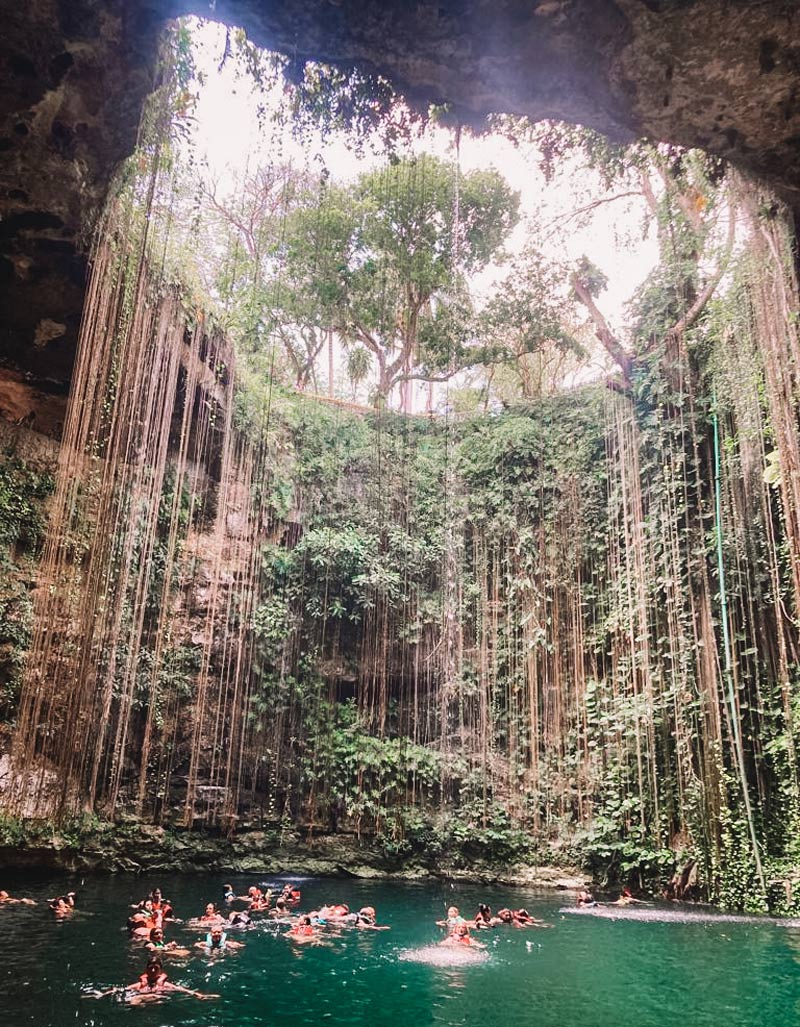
[280,154,520,407]
[477,245,585,401]
[567,147,737,392]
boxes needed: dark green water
[2,871,800,1027]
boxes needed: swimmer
[287,915,317,942]
[512,908,547,928]
[94,958,219,1004]
[356,906,389,930]
[280,883,301,906]
[611,887,647,907]
[0,890,36,905]
[436,906,465,934]
[576,888,596,907]
[49,891,76,914]
[50,896,74,917]
[145,926,191,957]
[227,909,252,929]
[195,924,245,954]
[199,902,225,924]
[128,911,155,938]
[441,923,485,949]
[146,887,174,920]
[223,883,249,903]
[473,903,499,928]
[270,897,291,919]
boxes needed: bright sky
[185,18,659,396]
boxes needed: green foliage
[0,458,54,552]
[0,458,54,719]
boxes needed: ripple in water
[398,944,490,966]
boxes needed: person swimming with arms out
[611,887,648,906]
[224,883,252,903]
[194,924,245,954]
[512,908,548,928]
[0,890,36,905]
[90,957,219,1004]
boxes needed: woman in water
[93,958,219,1004]
[356,906,389,930]
[146,926,191,957]
[199,902,225,924]
[512,908,545,927]
[472,904,499,929]
[126,958,218,1004]
[441,923,485,949]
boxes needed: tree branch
[570,273,634,387]
[666,195,738,342]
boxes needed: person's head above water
[150,926,164,940]
[144,958,164,982]
[447,906,460,918]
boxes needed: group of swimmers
[1,888,75,915]
[576,886,646,908]
[436,904,550,948]
[1,877,599,1000]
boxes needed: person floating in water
[223,883,251,903]
[95,958,219,1005]
[279,883,301,906]
[287,915,318,942]
[144,887,174,920]
[472,903,499,928]
[436,906,465,934]
[50,893,75,917]
[0,890,36,905]
[145,926,191,957]
[610,887,648,906]
[198,902,226,925]
[194,925,245,954]
[576,889,596,907]
[355,905,389,930]
[441,923,485,948]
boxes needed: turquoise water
[2,872,800,1026]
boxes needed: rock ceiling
[1,0,798,404]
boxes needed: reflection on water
[1,873,799,1027]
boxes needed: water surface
[1,871,799,1027]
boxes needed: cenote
[5,11,800,1027]
[3,874,800,1027]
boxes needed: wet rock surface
[0,822,588,889]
